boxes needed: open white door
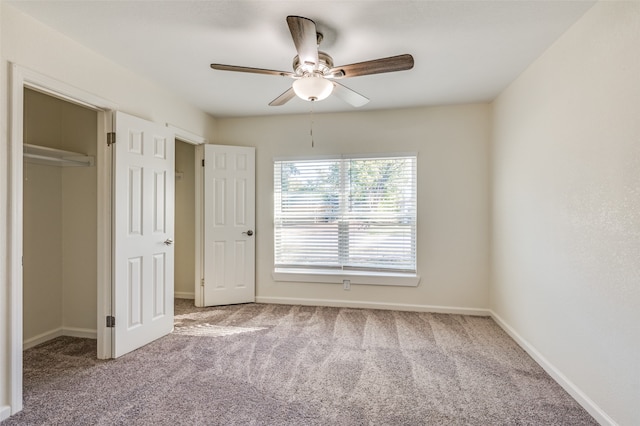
[112,111,175,357]
[203,144,255,306]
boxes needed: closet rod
[23,143,95,167]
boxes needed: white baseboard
[489,310,617,426]
[23,328,64,350]
[23,327,97,350]
[1,405,11,421]
[62,327,97,339]
[256,296,491,316]
[175,292,195,300]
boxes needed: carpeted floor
[2,300,597,425]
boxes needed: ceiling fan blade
[329,54,414,78]
[210,63,294,78]
[286,16,319,69]
[269,87,297,106]
[332,82,369,107]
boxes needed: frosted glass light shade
[292,76,334,102]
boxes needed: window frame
[272,152,420,287]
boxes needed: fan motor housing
[293,51,334,76]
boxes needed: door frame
[195,145,205,306]
[165,125,206,307]
[8,64,117,414]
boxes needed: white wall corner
[489,311,618,426]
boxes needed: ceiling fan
[210,15,414,107]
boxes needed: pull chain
[309,102,315,148]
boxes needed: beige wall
[174,141,196,298]
[491,2,640,425]
[22,163,63,339]
[216,104,491,311]
[61,150,97,332]
[23,88,98,342]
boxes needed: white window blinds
[274,155,417,273]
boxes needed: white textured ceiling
[8,0,595,118]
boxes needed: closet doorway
[9,65,196,414]
[20,90,200,356]
[22,88,99,349]
[174,140,196,301]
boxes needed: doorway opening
[174,140,196,301]
[8,64,116,415]
[22,88,99,350]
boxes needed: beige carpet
[2,300,596,425]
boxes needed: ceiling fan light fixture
[292,75,334,102]
[211,16,413,108]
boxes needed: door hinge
[106,315,115,328]
[201,278,205,287]
[202,159,205,167]
[107,132,116,146]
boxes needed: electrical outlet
[343,279,351,291]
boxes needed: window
[274,154,417,277]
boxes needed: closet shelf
[24,144,95,167]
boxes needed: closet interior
[23,88,98,349]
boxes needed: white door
[203,144,255,306]
[113,111,175,357]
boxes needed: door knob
[164,238,174,246]
[242,230,254,236]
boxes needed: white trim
[19,67,117,111]
[166,123,207,145]
[22,328,63,350]
[256,296,491,316]
[23,327,98,350]
[175,292,195,300]
[272,270,420,287]
[194,144,204,307]
[1,406,11,422]
[9,63,117,416]
[62,327,98,340]
[490,310,617,426]
[9,63,25,416]
[96,110,113,360]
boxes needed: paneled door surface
[203,144,256,306]
[113,111,175,357]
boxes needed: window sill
[272,268,420,287]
